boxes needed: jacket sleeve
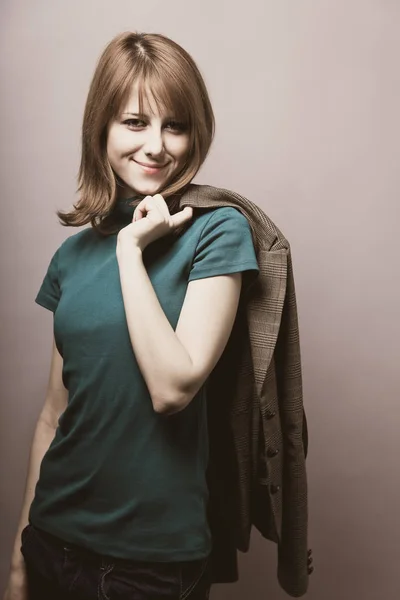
[274,250,310,597]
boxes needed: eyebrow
[122,112,178,120]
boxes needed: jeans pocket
[20,526,67,579]
[20,525,86,596]
[179,556,211,600]
[103,560,180,599]
[62,546,84,593]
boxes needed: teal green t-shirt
[30,197,259,561]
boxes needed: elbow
[151,389,192,416]
[153,402,181,416]
[151,370,200,416]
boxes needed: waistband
[28,523,210,569]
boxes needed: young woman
[3,31,259,600]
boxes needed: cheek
[106,130,119,163]
[107,127,137,158]
[170,137,190,161]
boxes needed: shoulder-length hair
[57,31,215,236]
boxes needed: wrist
[10,553,26,574]
[116,236,143,262]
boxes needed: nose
[143,126,164,157]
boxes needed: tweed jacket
[176,184,312,597]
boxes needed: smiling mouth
[133,160,168,172]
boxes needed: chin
[136,187,162,197]
[129,182,165,197]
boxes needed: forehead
[119,74,193,124]
[121,80,174,117]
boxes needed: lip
[133,159,168,173]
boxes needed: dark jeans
[20,524,212,599]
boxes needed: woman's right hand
[2,566,28,600]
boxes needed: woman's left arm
[117,246,242,415]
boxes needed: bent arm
[117,245,243,414]
[7,336,68,574]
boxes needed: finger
[132,207,143,221]
[152,194,170,218]
[152,193,166,204]
[133,197,151,221]
[170,206,194,229]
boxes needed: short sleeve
[188,207,259,288]
[35,247,61,313]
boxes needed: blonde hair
[57,31,215,235]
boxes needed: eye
[165,121,187,133]
[122,118,187,132]
[123,118,146,129]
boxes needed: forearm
[8,417,56,572]
[117,245,193,413]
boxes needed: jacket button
[308,549,312,556]
[308,566,314,574]
[266,410,276,419]
[267,448,279,457]
[307,557,313,566]
[270,484,280,494]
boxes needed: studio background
[1,1,399,598]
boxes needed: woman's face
[107,82,191,198]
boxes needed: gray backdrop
[1,1,399,598]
